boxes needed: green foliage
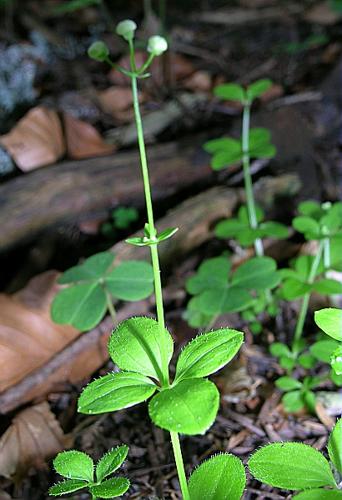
[213,79,272,103]
[149,378,219,434]
[248,442,337,491]
[204,127,276,170]
[185,255,280,327]
[293,201,342,242]
[314,308,342,375]
[49,448,130,498]
[188,453,246,500]
[102,206,139,238]
[295,490,342,499]
[79,316,243,436]
[315,308,342,342]
[126,223,178,246]
[277,375,320,413]
[215,204,288,247]
[51,252,154,331]
[280,255,342,301]
[328,419,342,474]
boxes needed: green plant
[64,20,248,500]
[204,79,284,257]
[101,206,139,238]
[315,308,342,376]
[248,418,342,498]
[51,251,154,331]
[185,254,280,330]
[52,0,102,15]
[49,447,130,499]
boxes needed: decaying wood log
[0,140,212,251]
[0,174,299,413]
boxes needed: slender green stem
[323,237,331,273]
[242,102,263,257]
[129,44,190,500]
[292,241,324,354]
[170,431,190,500]
[105,289,117,324]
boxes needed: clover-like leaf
[51,282,107,331]
[214,83,245,102]
[298,200,323,219]
[232,256,280,290]
[210,143,242,169]
[49,479,88,496]
[310,340,339,363]
[175,329,243,382]
[78,371,157,414]
[96,445,129,483]
[186,257,230,295]
[196,287,253,316]
[109,317,173,380]
[328,418,342,474]
[282,390,305,412]
[53,451,94,482]
[249,127,276,159]
[315,308,342,341]
[188,453,246,500]
[112,206,138,229]
[89,477,130,498]
[246,79,273,101]
[312,279,342,295]
[293,216,320,239]
[282,278,311,300]
[58,252,114,284]
[248,442,336,490]
[105,260,154,301]
[149,378,219,435]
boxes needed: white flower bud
[116,19,137,41]
[147,35,168,56]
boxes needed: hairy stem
[130,47,189,500]
[170,431,190,500]
[292,241,324,354]
[242,102,263,257]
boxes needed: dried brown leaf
[97,86,145,122]
[0,107,65,171]
[64,114,115,159]
[0,272,79,392]
[0,402,71,479]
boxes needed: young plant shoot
[49,446,130,499]
[315,307,342,376]
[65,20,247,500]
[248,418,342,499]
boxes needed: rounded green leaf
[246,79,272,101]
[283,390,305,412]
[186,257,230,295]
[203,137,241,154]
[310,340,339,363]
[315,308,342,341]
[313,279,342,295]
[232,256,280,290]
[295,490,342,499]
[78,372,157,414]
[270,342,291,358]
[58,252,114,284]
[293,216,320,237]
[89,477,130,498]
[328,418,342,474]
[105,260,154,301]
[109,317,174,380]
[282,278,311,300]
[214,83,245,102]
[49,479,88,496]
[196,287,253,316]
[215,219,247,239]
[51,282,107,331]
[188,453,246,500]
[211,149,243,169]
[53,451,94,482]
[175,328,243,382]
[96,445,129,482]
[331,346,342,375]
[275,376,302,391]
[260,221,289,239]
[149,378,219,435]
[248,442,336,490]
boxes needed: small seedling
[49,446,130,499]
[51,251,154,331]
[101,206,139,238]
[275,374,320,413]
[248,418,342,498]
[205,79,277,257]
[185,254,280,329]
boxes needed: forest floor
[0,0,341,498]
